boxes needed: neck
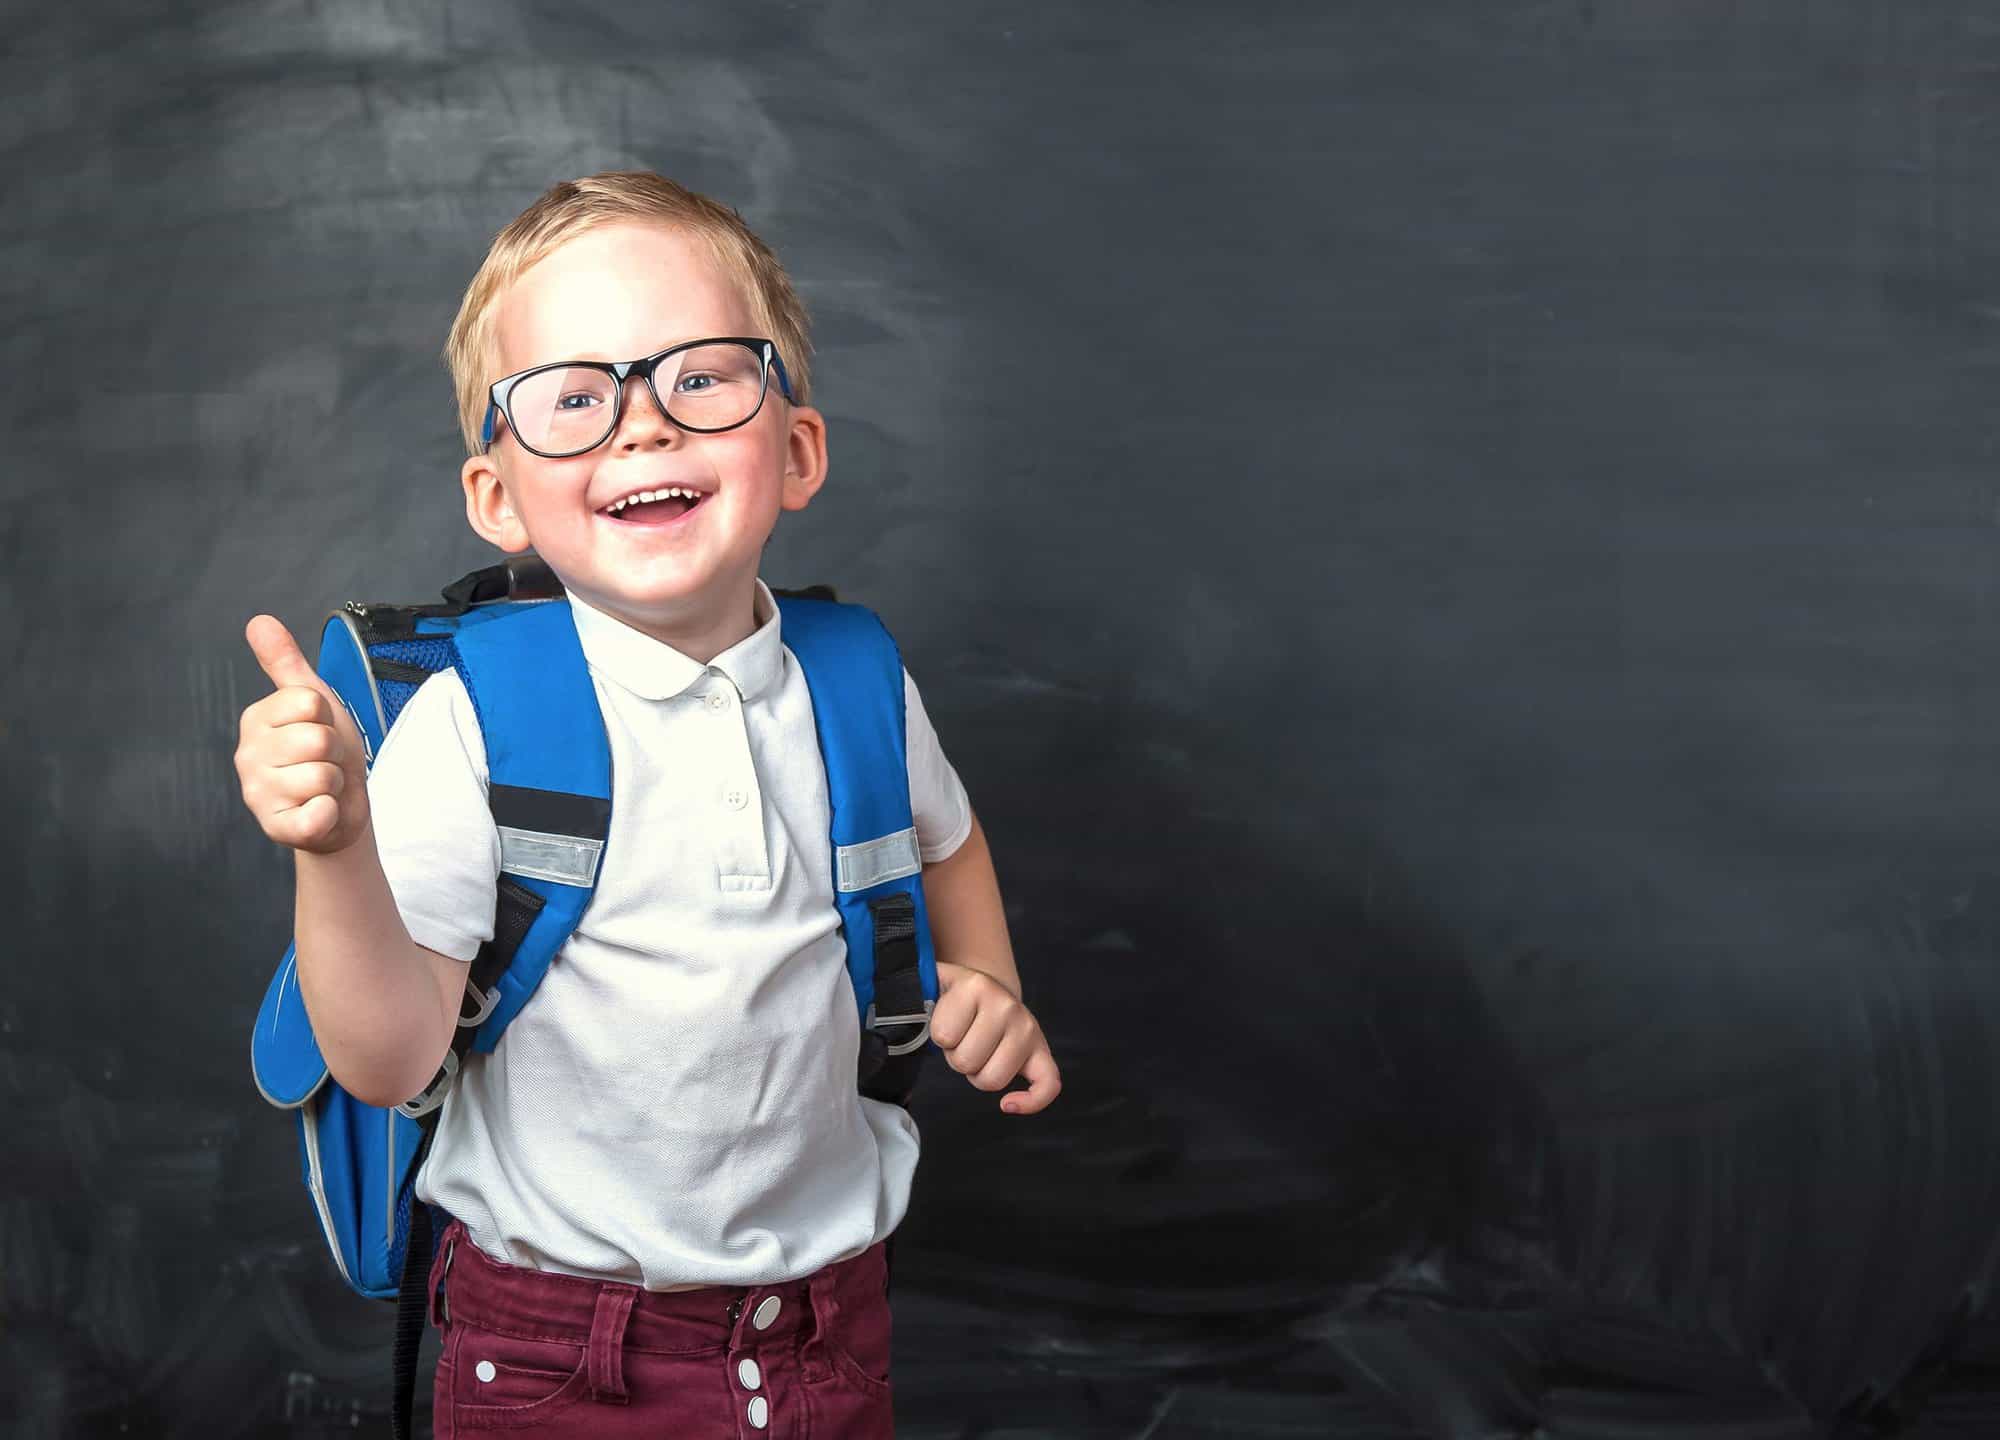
[578,576,762,665]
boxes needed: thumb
[245,614,323,693]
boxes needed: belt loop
[585,1285,637,1404]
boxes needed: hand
[235,614,372,855]
[929,960,1061,1115]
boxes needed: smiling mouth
[603,492,707,526]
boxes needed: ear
[779,404,828,513]
[462,450,532,553]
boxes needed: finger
[970,1029,1034,1092]
[252,685,334,732]
[246,615,323,693]
[945,1007,1010,1078]
[927,981,983,1051]
[265,720,341,767]
[269,792,340,849]
[1002,1047,1062,1115]
[263,760,346,809]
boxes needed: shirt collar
[564,579,783,703]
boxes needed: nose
[613,371,679,451]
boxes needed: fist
[234,614,371,854]
[930,961,1062,1115]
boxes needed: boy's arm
[921,807,1020,998]
[923,807,1061,1113]
[239,615,471,1110]
[293,826,466,1109]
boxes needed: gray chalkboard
[9,1,2000,1435]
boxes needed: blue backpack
[248,556,939,1438]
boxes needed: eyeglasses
[481,336,795,458]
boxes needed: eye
[555,391,603,411]
[674,372,719,394]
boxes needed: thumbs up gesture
[235,615,372,854]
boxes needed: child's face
[460,221,825,641]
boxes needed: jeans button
[751,1295,781,1330]
[738,1356,762,1389]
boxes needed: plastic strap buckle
[865,999,935,1057]
[458,980,501,1028]
[395,1049,459,1119]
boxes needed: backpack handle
[440,554,563,608]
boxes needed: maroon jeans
[427,1216,896,1438]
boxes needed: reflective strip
[498,825,604,887]
[835,827,922,893]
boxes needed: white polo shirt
[364,578,971,1289]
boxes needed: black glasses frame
[480,336,795,458]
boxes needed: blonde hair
[442,170,814,457]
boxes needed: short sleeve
[904,667,971,863]
[365,668,501,963]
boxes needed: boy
[234,171,1060,1436]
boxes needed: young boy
[234,170,1060,1436]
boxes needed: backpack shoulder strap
[395,596,612,1113]
[776,594,940,1103]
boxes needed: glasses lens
[506,366,619,455]
[657,343,769,431]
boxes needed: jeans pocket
[810,1280,894,1394]
[449,1322,591,1427]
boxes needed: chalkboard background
[10,2,2000,1435]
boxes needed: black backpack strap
[387,867,547,1432]
[386,840,550,1430]
[857,892,930,1105]
[390,1120,443,1440]
[397,876,546,1119]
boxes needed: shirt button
[706,691,729,711]
[738,1357,762,1390]
[724,788,748,810]
[751,1295,781,1329]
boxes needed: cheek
[715,446,788,504]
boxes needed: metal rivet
[475,1360,496,1383]
[738,1357,762,1389]
[748,1394,770,1428]
[751,1295,781,1330]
